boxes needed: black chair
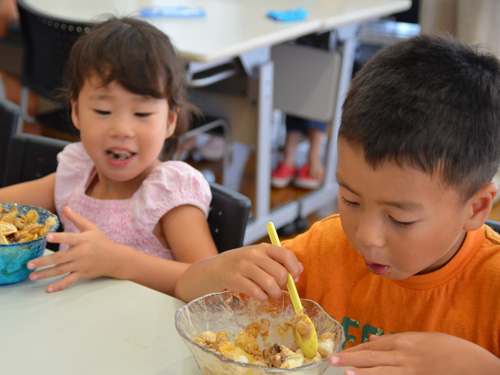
[0,99,20,187]
[3,134,251,253]
[485,219,500,233]
[16,0,92,135]
[3,133,70,186]
[208,182,251,252]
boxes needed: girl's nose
[355,214,385,249]
[108,116,134,138]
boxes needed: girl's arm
[115,204,219,294]
[0,173,56,212]
[27,205,220,295]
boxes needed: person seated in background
[0,17,218,295]
[271,115,327,190]
[271,33,331,190]
[175,34,500,374]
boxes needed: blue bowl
[0,203,59,285]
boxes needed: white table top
[0,273,348,374]
[0,275,200,374]
[23,0,410,63]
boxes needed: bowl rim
[175,290,345,373]
[0,202,60,247]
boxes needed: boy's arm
[330,331,500,374]
[175,243,303,302]
[0,173,57,212]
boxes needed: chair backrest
[0,99,20,186]
[208,182,251,252]
[3,134,251,253]
[16,0,91,101]
[485,219,500,233]
[3,133,69,186]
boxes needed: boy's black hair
[340,34,500,201]
[62,17,196,157]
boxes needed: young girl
[0,17,218,294]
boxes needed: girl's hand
[329,332,500,375]
[175,243,303,302]
[27,206,123,292]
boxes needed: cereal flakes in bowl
[0,203,59,285]
[175,291,345,375]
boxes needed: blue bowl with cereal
[0,203,59,285]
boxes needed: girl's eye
[94,109,110,115]
[340,196,359,207]
[135,112,152,118]
[389,216,415,229]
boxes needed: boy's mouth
[106,149,135,161]
[365,261,389,276]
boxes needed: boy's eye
[340,196,359,207]
[389,216,415,229]
[94,109,110,115]
[135,112,152,118]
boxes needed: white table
[0,270,348,374]
[23,0,411,244]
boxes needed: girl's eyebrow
[88,94,155,102]
[89,94,110,100]
[336,174,424,212]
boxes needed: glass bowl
[0,203,59,285]
[175,291,345,375]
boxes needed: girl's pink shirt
[54,142,211,259]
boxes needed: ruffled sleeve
[54,142,93,216]
[133,161,212,230]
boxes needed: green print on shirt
[341,317,385,349]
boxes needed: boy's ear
[166,108,178,138]
[71,97,80,130]
[463,182,498,231]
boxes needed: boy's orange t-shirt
[282,215,500,356]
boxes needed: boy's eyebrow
[336,175,424,211]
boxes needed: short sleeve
[133,161,212,229]
[54,142,93,216]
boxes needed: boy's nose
[355,215,385,249]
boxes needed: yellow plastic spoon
[267,222,318,358]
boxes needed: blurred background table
[19,0,411,245]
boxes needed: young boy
[175,34,500,374]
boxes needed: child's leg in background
[307,127,325,180]
[282,130,302,167]
[293,117,327,189]
[271,115,307,188]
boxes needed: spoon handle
[267,222,303,314]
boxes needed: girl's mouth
[365,261,389,276]
[106,149,135,161]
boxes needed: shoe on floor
[196,135,226,161]
[271,162,295,188]
[294,164,323,189]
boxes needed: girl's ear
[463,182,498,231]
[71,96,81,130]
[165,108,178,139]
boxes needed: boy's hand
[27,206,122,293]
[209,243,303,301]
[329,332,500,374]
[175,243,303,302]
